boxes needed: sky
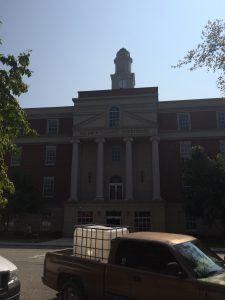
[1,0,225,108]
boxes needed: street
[0,247,57,300]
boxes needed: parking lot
[0,247,57,300]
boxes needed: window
[178,113,190,130]
[185,212,196,231]
[106,211,122,226]
[220,141,225,155]
[112,148,120,161]
[10,147,22,166]
[43,177,54,197]
[18,127,24,137]
[88,172,92,184]
[45,146,56,166]
[109,175,123,200]
[47,119,59,135]
[77,211,93,224]
[134,211,151,231]
[217,112,225,129]
[109,106,120,127]
[180,141,192,161]
[115,241,180,276]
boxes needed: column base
[125,197,134,201]
[94,197,104,201]
[67,197,78,203]
[152,196,164,202]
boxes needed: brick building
[8,48,225,236]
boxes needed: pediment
[75,113,106,128]
[123,111,156,127]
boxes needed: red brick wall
[191,111,217,130]
[158,111,217,131]
[29,117,73,135]
[158,113,177,131]
[9,144,72,204]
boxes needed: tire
[60,280,83,300]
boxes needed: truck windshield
[175,241,225,279]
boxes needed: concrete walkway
[0,238,225,253]
[0,238,73,248]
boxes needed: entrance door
[109,183,123,200]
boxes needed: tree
[6,171,42,215]
[173,20,225,94]
[0,25,33,207]
[183,146,225,235]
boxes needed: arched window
[109,106,120,127]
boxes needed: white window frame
[10,147,22,166]
[220,140,225,155]
[47,119,59,135]
[105,211,122,226]
[45,146,56,166]
[180,141,192,161]
[177,113,191,130]
[109,106,120,128]
[77,211,93,225]
[134,211,151,231]
[217,111,225,129]
[43,177,54,198]
[109,183,123,200]
[112,148,121,161]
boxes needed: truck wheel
[60,280,83,300]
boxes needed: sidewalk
[0,238,73,248]
[0,238,225,253]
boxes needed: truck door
[105,240,200,300]
[129,241,200,300]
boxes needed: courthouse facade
[9,49,225,236]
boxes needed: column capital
[123,137,133,143]
[150,136,160,143]
[71,138,80,144]
[95,137,105,144]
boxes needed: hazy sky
[1,0,225,108]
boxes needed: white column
[95,138,105,200]
[124,137,133,200]
[150,136,161,200]
[69,139,80,202]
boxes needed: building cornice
[158,98,225,112]
[160,129,225,140]
[24,106,74,119]
[14,135,72,144]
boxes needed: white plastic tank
[73,225,129,262]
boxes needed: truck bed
[43,248,106,299]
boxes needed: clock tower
[111,48,135,89]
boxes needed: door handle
[133,275,142,282]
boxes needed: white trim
[47,119,59,135]
[177,112,191,131]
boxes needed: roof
[77,87,158,99]
[121,232,195,245]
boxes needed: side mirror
[166,262,185,278]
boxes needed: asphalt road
[0,247,57,300]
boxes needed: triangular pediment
[75,113,105,128]
[123,111,156,127]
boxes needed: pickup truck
[0,255,20,300]
[42,231,225,300]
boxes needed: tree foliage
[0,29,33,207]
[173,20,225,94]
[183,146,225,232]
[6,171,42,215]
